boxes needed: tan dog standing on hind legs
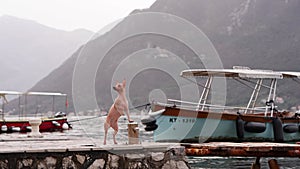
[103,79,133,145]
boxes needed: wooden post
[268,159,280,169]
[128,122,139,144]
[251,157,261,169]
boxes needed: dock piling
[128,122,139,144]
[251,157,261,169]
[268,159,280,169]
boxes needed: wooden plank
[0,134,180,155]
[183,142,300,157]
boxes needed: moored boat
[142,67,300,143]
[0,91,71,133]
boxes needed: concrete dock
[3,132,300,169]
[0,134,189,169]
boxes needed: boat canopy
[0,91,66,96]
[25,92,67,96]
[281,72,300,79]
[181,68,283,79]
[0,91,23,95]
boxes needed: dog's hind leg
[103,122,110,145]
[113,130,118,144]
[111,123,118,144]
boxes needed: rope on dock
[68,103,151,123]
[68,116,103,123]
[129,103,151,110]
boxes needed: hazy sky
[0,0,156,32]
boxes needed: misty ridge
[3,0,300,114]
[0,15,93,92]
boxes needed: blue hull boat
[142,67,300,143]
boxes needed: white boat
[142,67,300,143]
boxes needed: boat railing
[165,99,266,113]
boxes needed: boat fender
[148,109,165,117]
[1,125,7,132]
[11,127,21,132]
[62,123,69,130]
[236,116,244,139]
[145,124,158,131]
[141,116,156,126]
[272,118,284,142]
[26,126,32,132]
[52,121,61,127]
[244,122,266,133]
[283,124,298,133]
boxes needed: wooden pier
[0,134,188,169]
[183,142,300,157]
[183,142,300,169]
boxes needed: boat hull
[0,117,70,133]
[151,104,300,143]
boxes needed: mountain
[147,0,300,107]
[0,15,93,92]
[149,0,300,68]
[7,0,300,114]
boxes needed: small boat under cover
[0,91,71,133]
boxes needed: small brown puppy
[103,80,133,145]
